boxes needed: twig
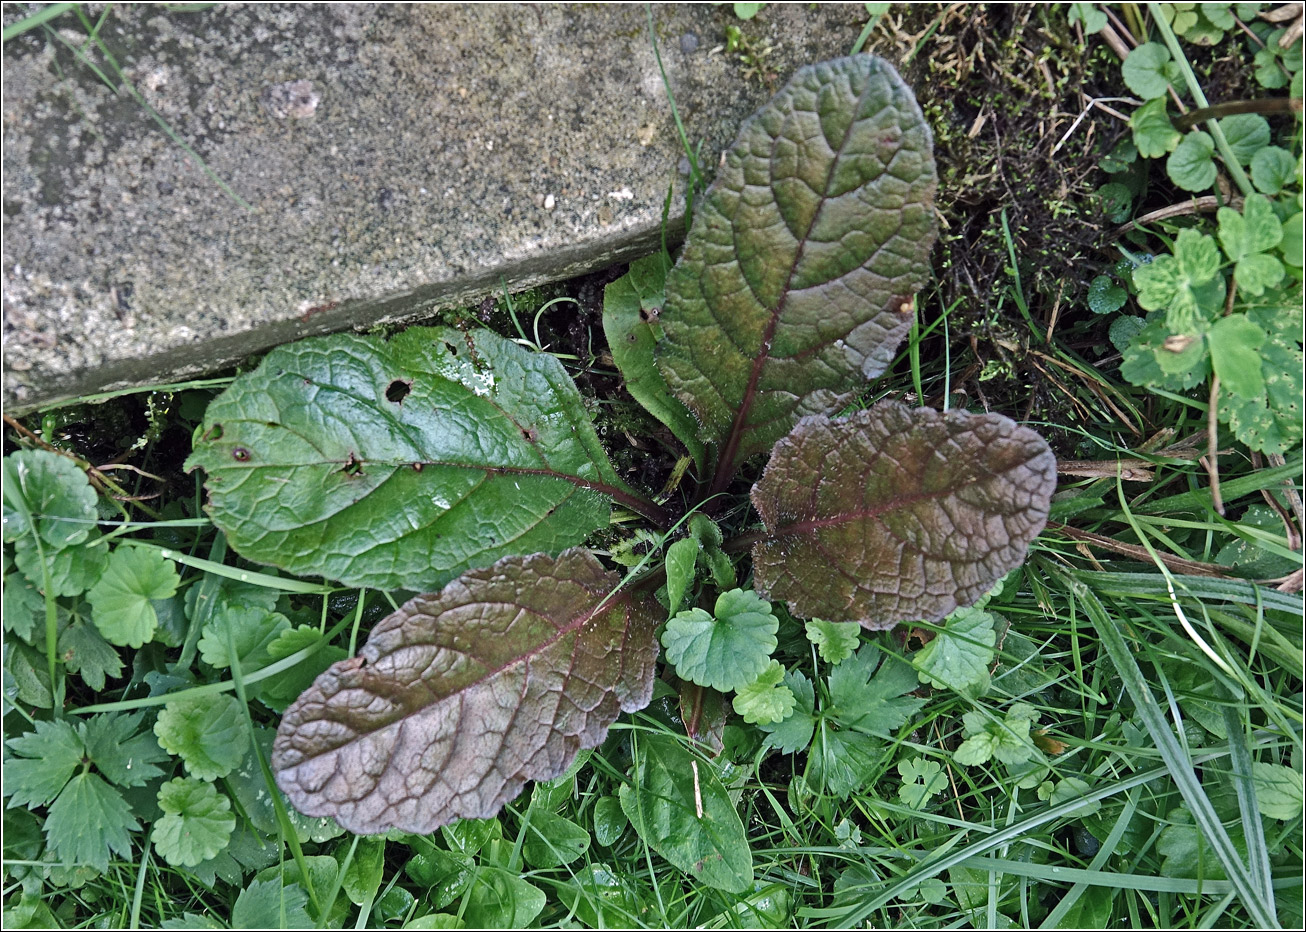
[1112,195,1244,238]
[1206,375,1224,515]
[1173,97,1301,132]
[1047,522,1238,577]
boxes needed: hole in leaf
[521,427,538,443]
[232,447,250,461]
[638,306,660,323]
[204,424,224,441]
[443,341,458,357]
[340,452,364,477]
[385,379,411,403]
[626,333,638,343]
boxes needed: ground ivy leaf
[827,643,923,734]
[663,537,700,617]
[1208,316,1267,399]
[760,669,816,753]
[272,549,659,835]
[1087,275,1127,314]
[83,712,169,789]
[804,618,862,664]
[58,619,123,691]
[231,878,312,930]
[602,254,708,473]
[1251,762,1304,820]
[44,772,139,872]
[1167,130,1216,192]
[198,605,291,672]
[751,403,1055,629]
[913,605,997,691]
[1251,146,1296,194]
[731,660,796,725]
[88,545,180,648]
[186,326,632,593]
[154,693,250,781]
[1219,113,1270,164]
[657,55,937,475]
[1121,42,1177,99]
[661,588,778,692]
[258,625,349,714]
[3,718,85,808]
[2,450,98,550]
[619,733,753,893]
[1130,98,1181,158]
[154,777,236,868]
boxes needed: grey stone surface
[2,3,866,412]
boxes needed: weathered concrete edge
[5,217,684,416]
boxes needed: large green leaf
[603,254,708,473]
[186,327,638,591]
[751,402,1055,628]
[657,55,937,483]
[272,550,659,834]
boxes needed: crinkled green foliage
[732,659,797,725]
[1134,229,1223,333]
[154,777,236,868]
[804,618,862,664]
[198,604,291,672]
[912,604,997,692]
[87,545,180,648]
[186,326,633,592]
[661,588,778,692]
[154,693,250,781]
[954,702,1043,767]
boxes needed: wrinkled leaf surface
[272,550,659,834]
[751,402,1055,628]
[657,55,937,478]
[186,327,632,591]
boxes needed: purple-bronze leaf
[271,549,659,834]
[750,402,1056,630]
[657,55,938,486]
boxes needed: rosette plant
[185,55,1056,835]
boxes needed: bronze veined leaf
[657,55,938,485]
[750,402,1056,629]
[271,549,659,834]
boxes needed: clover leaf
[1218,193,1285,296]
[88,545,180,648]
[897,757,948,810]
[661,589,778,692]
[732,660,796,725]
[154,778,236,868]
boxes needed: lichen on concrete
[2,3,864,412]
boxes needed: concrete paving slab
[2,3,866,412]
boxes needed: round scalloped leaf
[185,326,633,592]
[154,777,236,868]
[2,450,98,549]
[154,694,250,781]
[751,402,1056,629]
[87,546,180,648]
[272,549,660,835]
[657,54,938,475]
[661,589,778,692]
